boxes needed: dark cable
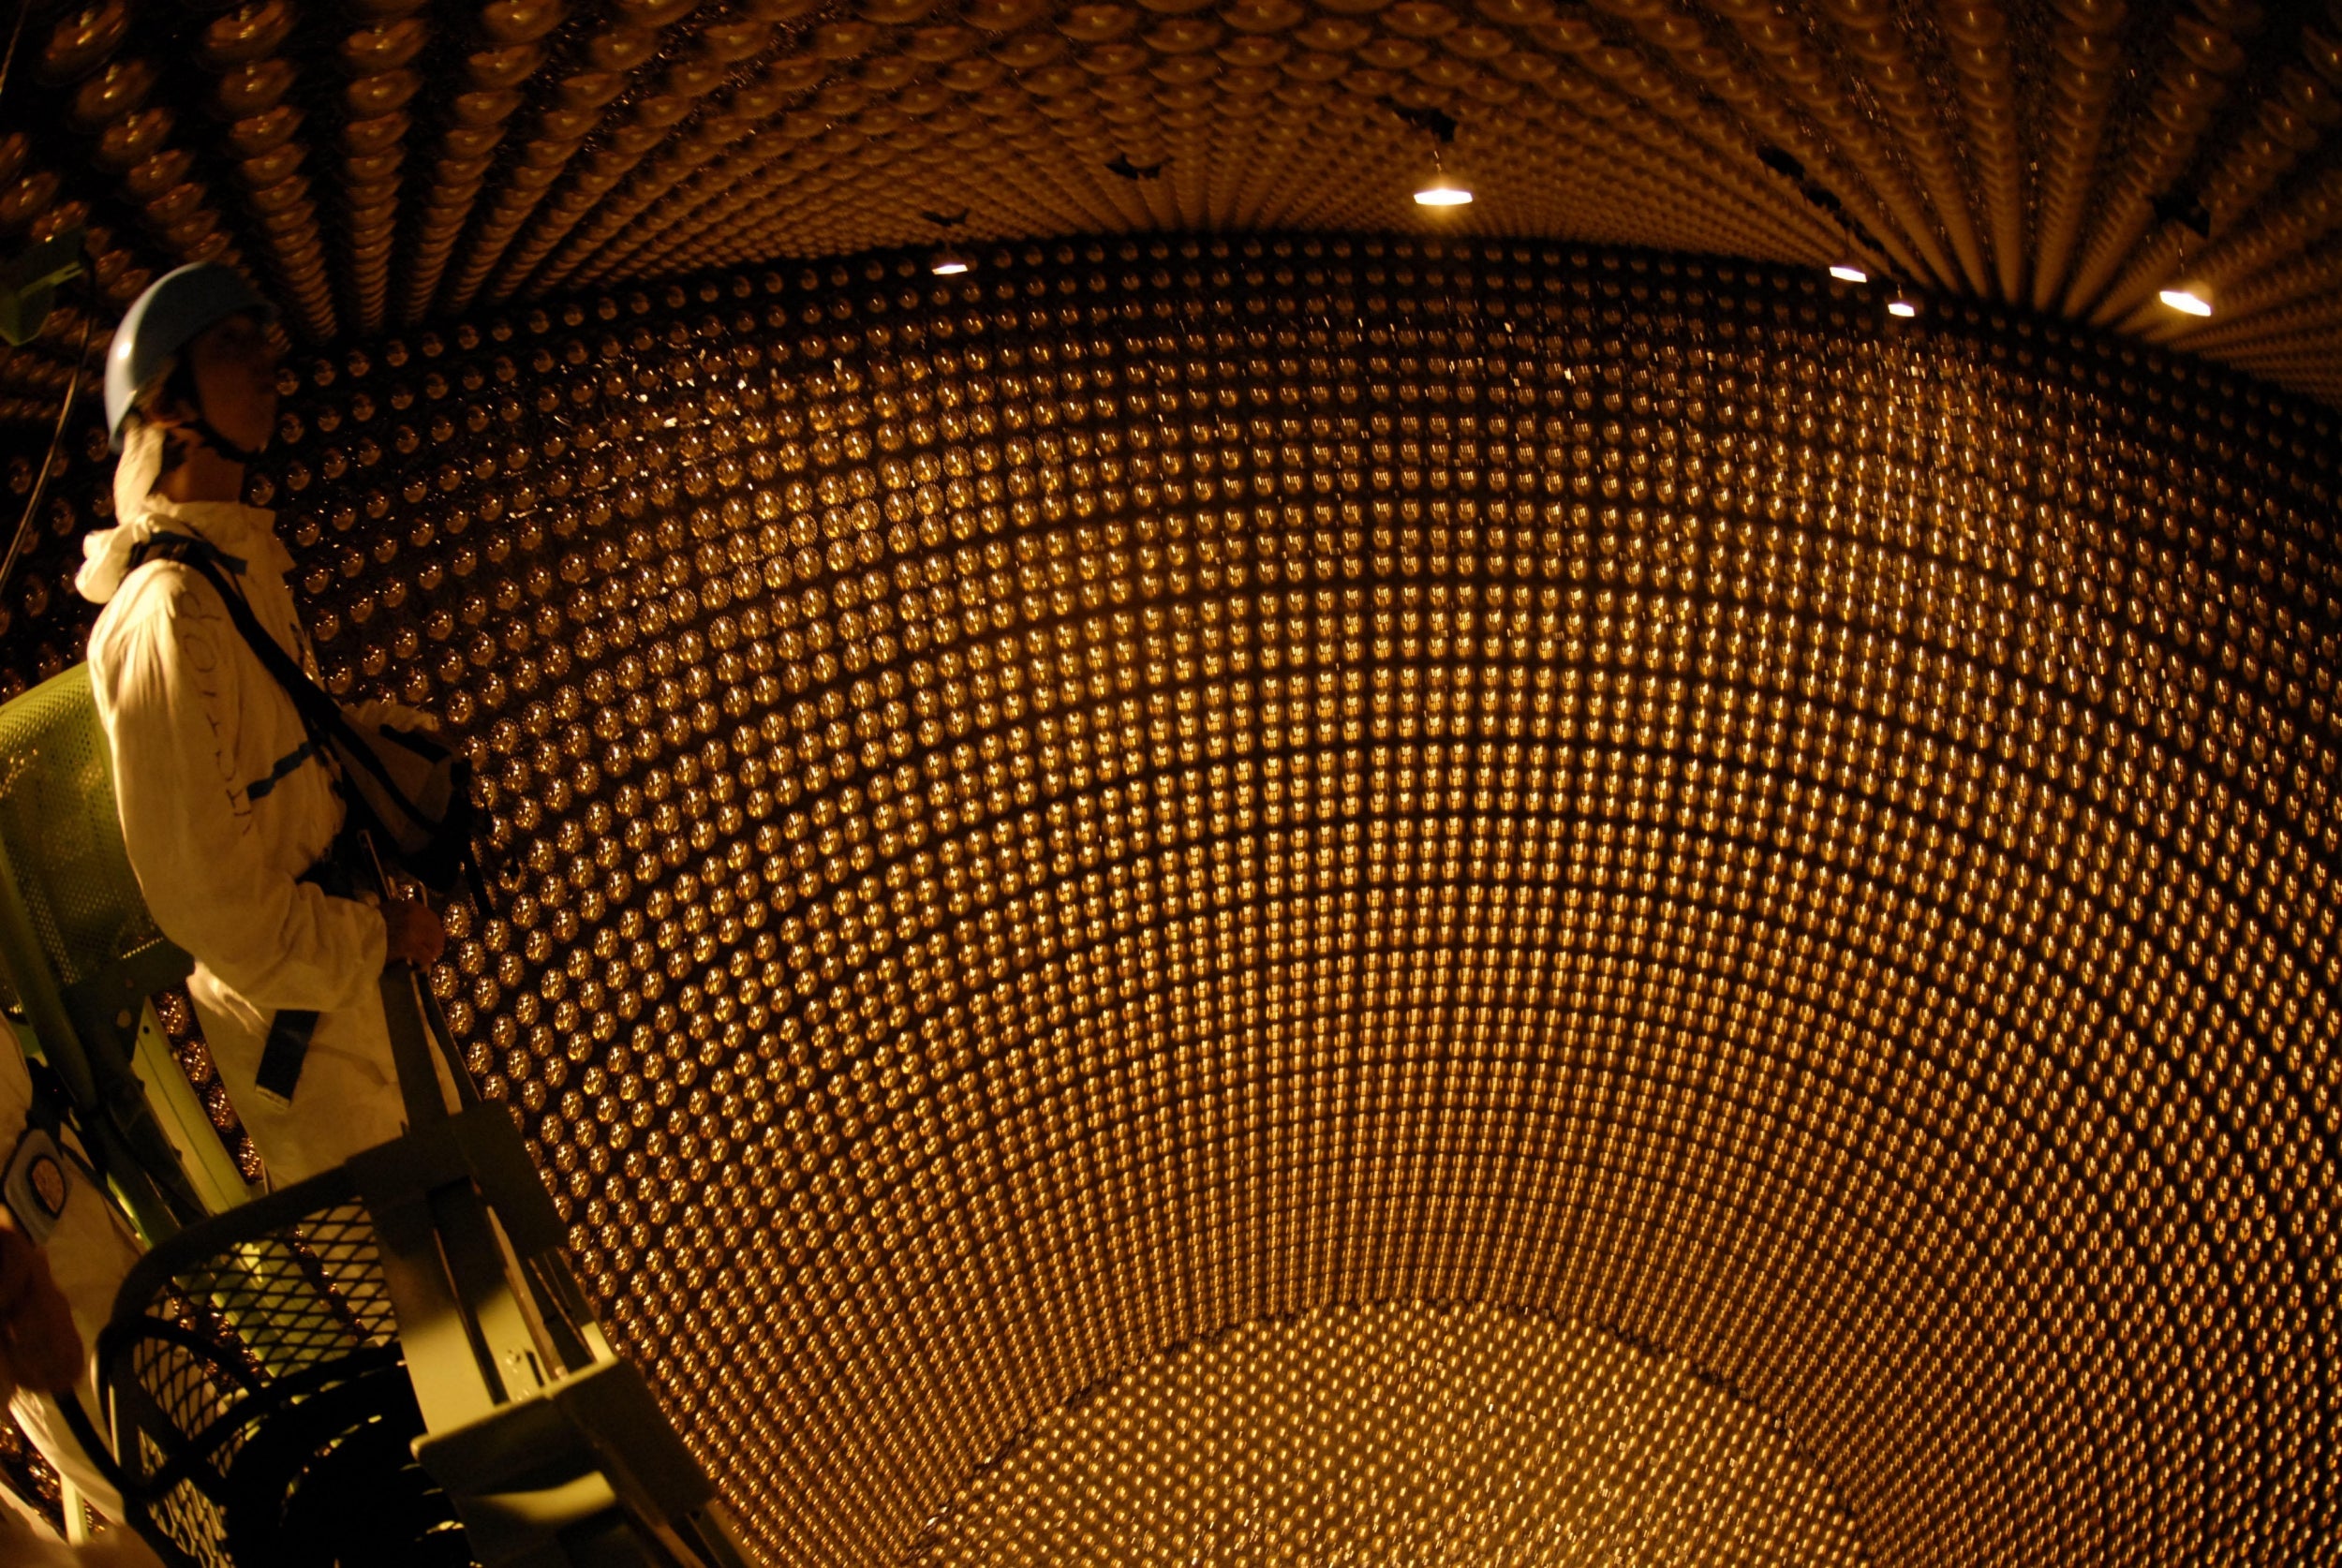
[0,0,89,614]
[0,304,95,614]
[0,0,30,107]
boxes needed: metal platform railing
[0,663,747,1566]
[97,1098,749,1568]
[99,1163,424,1568]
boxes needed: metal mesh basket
[0,666,160,994]
[100,1105,744,1568]
[101,1167,466,1568]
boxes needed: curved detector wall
[16,235,2342,1567]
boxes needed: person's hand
[382,897,445,969]
[0,1217,83,1400]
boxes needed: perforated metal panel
[104,1186,408,1567]
[0,667,160,992]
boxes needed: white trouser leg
[9,1163,142,1520]
[189,992,409,1188]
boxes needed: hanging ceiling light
[1887,295,1918,318]
[922,207,974,275]
[1415,153,1473,208]
[2158,283,2214,318]
[1828,264,1869,284]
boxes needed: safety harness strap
[245,737,318,803]
[160,356,265,465]
[132,538,445,848]
[140,528,247,576]
[133,533,378,1105]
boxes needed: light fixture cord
[0,0,90,614]
[0,304,95,613]
[0,0,32,108]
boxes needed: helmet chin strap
[182,405,263,465]
[160,356,264,467]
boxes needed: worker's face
[175,312,282,455]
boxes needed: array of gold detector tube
[900,1301,1867,1564]
[3,0,2341,421]
[8,237,2342,1566]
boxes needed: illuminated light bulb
[2158,284,2213,318]
[1887,296,1918,318]
[932,245,972,277]
[1415,154,1473,208]
[1828,265,1869,284]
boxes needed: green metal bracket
[0,838,201,1240]
[0,229,88,348]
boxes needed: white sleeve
[96,574,387,1014]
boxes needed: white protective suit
[76,425,412,1185]
[0,1048,141,1519]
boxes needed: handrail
[100,1164,363,1339]
[97,1100,745,1566]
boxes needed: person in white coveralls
[0,1043,141,1522]
[79,262,447,1179]
[0,1206,157,1564]
[0,263,452,1522]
